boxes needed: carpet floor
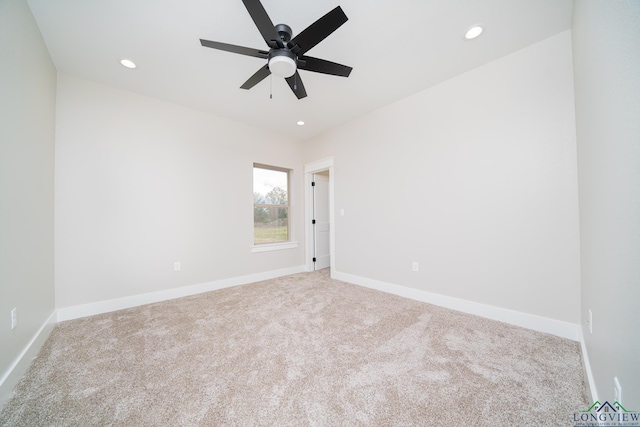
[0,270,589,426]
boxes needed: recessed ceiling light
[120,58,137,69]
[464,25,484,40]
[297,121,305,126]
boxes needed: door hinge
[313,257,317,262]
[311,181,315,187]
[312,219,316,224]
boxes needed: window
[253,164,291,246]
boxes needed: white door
[313,174,330,270]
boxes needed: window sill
[251,241,299,253]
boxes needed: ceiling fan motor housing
[275,24,292,42]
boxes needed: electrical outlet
[614,377,622,404]
[11,308,17,330]
[588,309,593,334]
[173,261,181,272]
[412,262,419,272]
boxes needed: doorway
[304,157,334,273]
[312,172,330,270]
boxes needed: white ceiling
[27,0,573,141]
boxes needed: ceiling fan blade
[241,0,283,48]
[298,56,352,77]
[288,6,348,56]
[200,39,268,59]
[286,72,307,99]
[240,64,271,89]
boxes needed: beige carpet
[1,270,588,426]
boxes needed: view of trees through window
[253,165,289,244]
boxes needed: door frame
[304,157,335,273]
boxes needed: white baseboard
[332,270,581,341]
[0,310,57,408]
[578,328,598,403]
[57,265,306,322]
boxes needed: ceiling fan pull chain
[270,74,273,99]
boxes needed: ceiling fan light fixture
[268,55,296,78]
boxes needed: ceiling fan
[199,0,352,99]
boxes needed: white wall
[305,31,581,324]
[55,74,305,309]
[0,0,56,403]
[572,1,640,405]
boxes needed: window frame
[251,163,298,253]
